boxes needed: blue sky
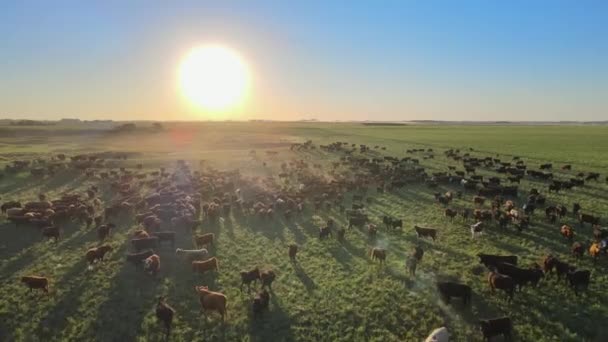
[1,1,606,121]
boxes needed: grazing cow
[367,224,378,237]
[42,226,60,242]
[414,225,437,241]
[192,257,219,274]
[593,226,608,240]
[571,242,585,259]
[144,254,160,276]
[589,242,601,262]
[175,248,208,260]
[252,289,270,317]
[131,237,159,252]
[444,208,457,221]
[579,213,600,226]
[85,245,113,265]
[488,272,515,301]
[261,269,276,289]
[473,196,485,207]
[493,262,544,291]
[156,296,175,339]
[382,216,403,229]
[195,233,214,247]
[542,255,575,280]
[477,253,517,269]
[370,248,386,264]
[126,250,154,269]
[97,223,115,241]
[240,267,261,292]
[319,226,332,239]
[479,317,512,342]
[21,276,49,293]
[152,231,176,247]
[470,221,484,238]
[424,327,449,342]
[560,225,574,241]
[566,270,590,296]
[288,244,298,261]
[436,281,471,305]
[195,286,227,321]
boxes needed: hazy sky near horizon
[1,1,607,121]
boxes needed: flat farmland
[0,122,607,342]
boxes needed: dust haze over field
[1,122,608,341]
[2,1,608,341]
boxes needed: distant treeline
[361,122,408,126]
[9,120,55,126]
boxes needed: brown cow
[370,248,386,264]
[444,208,457,220]
[560,225,574,241]
[192,257,219,274]
[240,267,261,292]
[21,275,49,293]
[571,242,585,259]
[195,233,214,247]
[488,272,515,301]
[85,245,113,265]
[144,254,160,276]
[473,196,486,207]
[195,286,227,321]
[414,225,437,241]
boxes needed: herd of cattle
[2,142,607,341]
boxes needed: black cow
[477,254,518,269]
[479,317,512,342]
[493,262,543,291]
[566,270,590,296]
[436,281,471,305]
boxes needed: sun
[179,45,250,112]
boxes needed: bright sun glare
[179,45,249,113]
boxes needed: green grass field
[1,122,607,341]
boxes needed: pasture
[0,122,607,342]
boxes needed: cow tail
[216,259,219,271]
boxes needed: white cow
[425,327,449,342]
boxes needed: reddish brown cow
[21,276,49,293]
[192,257,219,274]
[85,245,113,265]
[195,286,227,321]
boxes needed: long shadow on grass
[291,262,316,293]
[89,248,163,341]
[247,290,295,342]
[33,257,89,338]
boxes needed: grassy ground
[0,122,607,341]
